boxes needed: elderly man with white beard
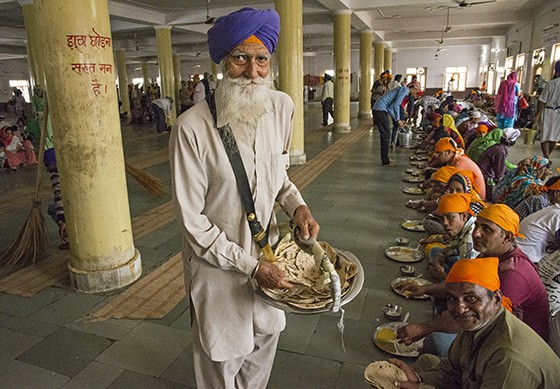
[169,7,320,389]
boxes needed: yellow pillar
[212,62,219,84]
[333,10,352,132]
[116,49,130,118]
[173,54,182,115]
[359,30,373,119]
[142,61,150,93]
[36,0,141,293]
[21,1,45,90]
[275,0,306,164]
[374,42,384,82]
[154,26,176,124]
[384,48,392,74]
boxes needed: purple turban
[43,148,57,168]
[555,60,560,75]
[207,7,280,64]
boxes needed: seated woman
[1,126,37,170]
[515,176,560,220]
[493,155,551,208]
[476,128,520,196]
[446,170,487,214]
[466,126,502,161]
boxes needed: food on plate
[364,361,407,388]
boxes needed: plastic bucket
[398,131,412,148]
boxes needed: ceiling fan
[182,0,216,26]
[435,28,445,45]
[453,0,496,8]
[444,8,452,33]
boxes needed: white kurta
[539,77,560,142]
[516,203,560,263]
[170,90,305,362]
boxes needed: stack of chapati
[364,361,407,388]
[260,240,358,310]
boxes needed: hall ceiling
[0,0,544,64]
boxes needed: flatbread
[364,361,407,389]
[260,240,357,310]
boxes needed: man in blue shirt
[372,85,418,166]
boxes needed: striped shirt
[372,86,410,121]
[514,193,550,220]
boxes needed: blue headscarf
[207,8,280,64]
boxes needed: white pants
[192,317,279,389]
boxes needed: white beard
[215,72,274,150]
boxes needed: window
[505,56,514,76]
[131,77,143,87]
[516,53,525,87]
[444,66,467,92]
[9,80,30,101]
[405,67,426,90]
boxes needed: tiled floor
[0,102,544,388]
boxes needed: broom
[125,162,166,197]
[0,100,50,276]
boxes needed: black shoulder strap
[206,93,274,259]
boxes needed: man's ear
[460,212,470,222]
[502,230,514,244]
[494,290,503,306]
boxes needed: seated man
[389,257,560,388]
[516,202,560,263]
[398,204,550,355]
[424,193,478,281]
[430,137,486,199]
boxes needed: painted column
[154,25,176,124]
[21,1,45,90]
[35,0,141,293]
[384,48,392,73]
[333,10,352,132]
[116,49,130,118]
[173,54,182,115]
[374,42,384,82]
[142,61,150,93]
[275,0,305,164]
[212,62,220,86]
[359,30,373,119]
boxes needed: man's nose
[244,60,259,79]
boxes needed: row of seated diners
[371,92,560,387]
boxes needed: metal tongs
[292,224,342,313]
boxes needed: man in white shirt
[192,74,206,104]
[150,96,172,133]
[516,203,560,262]
[321,73,334,125]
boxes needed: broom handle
[33,98,49,202]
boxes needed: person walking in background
[494,71,521,129]
[321,73,334,126]
[534,61,560,159]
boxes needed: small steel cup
[400,265,416,277]
[383,304,403,321]
[395,237,410,246]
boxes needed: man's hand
[255,261,293,289]
[429,260,447,281]
[292,205,319,240]
[388,359,420,389]
[397,120,405,128]
[397,323,432,345]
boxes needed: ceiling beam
[108,0,166,25]
[384,26,508,41]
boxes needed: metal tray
[251,249,364,314]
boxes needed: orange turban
[435,137,458,153]
[477,204,525,238]
[446,257,513,312]
[436,193,473,215]
[431,166,459,183]
[476,124,489,135]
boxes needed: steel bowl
[383,304,403,321]
[400,265,416,276]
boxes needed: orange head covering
[446,257,513,312]
[431,166,459,183]
[436,193,473,215]
[477,204,525,238]
[435,137,458,153]
[244,34,265,45]
[476,124,489,135]
[545,177,560,191]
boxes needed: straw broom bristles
[0,100,50,276]
[125,162,166,197]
